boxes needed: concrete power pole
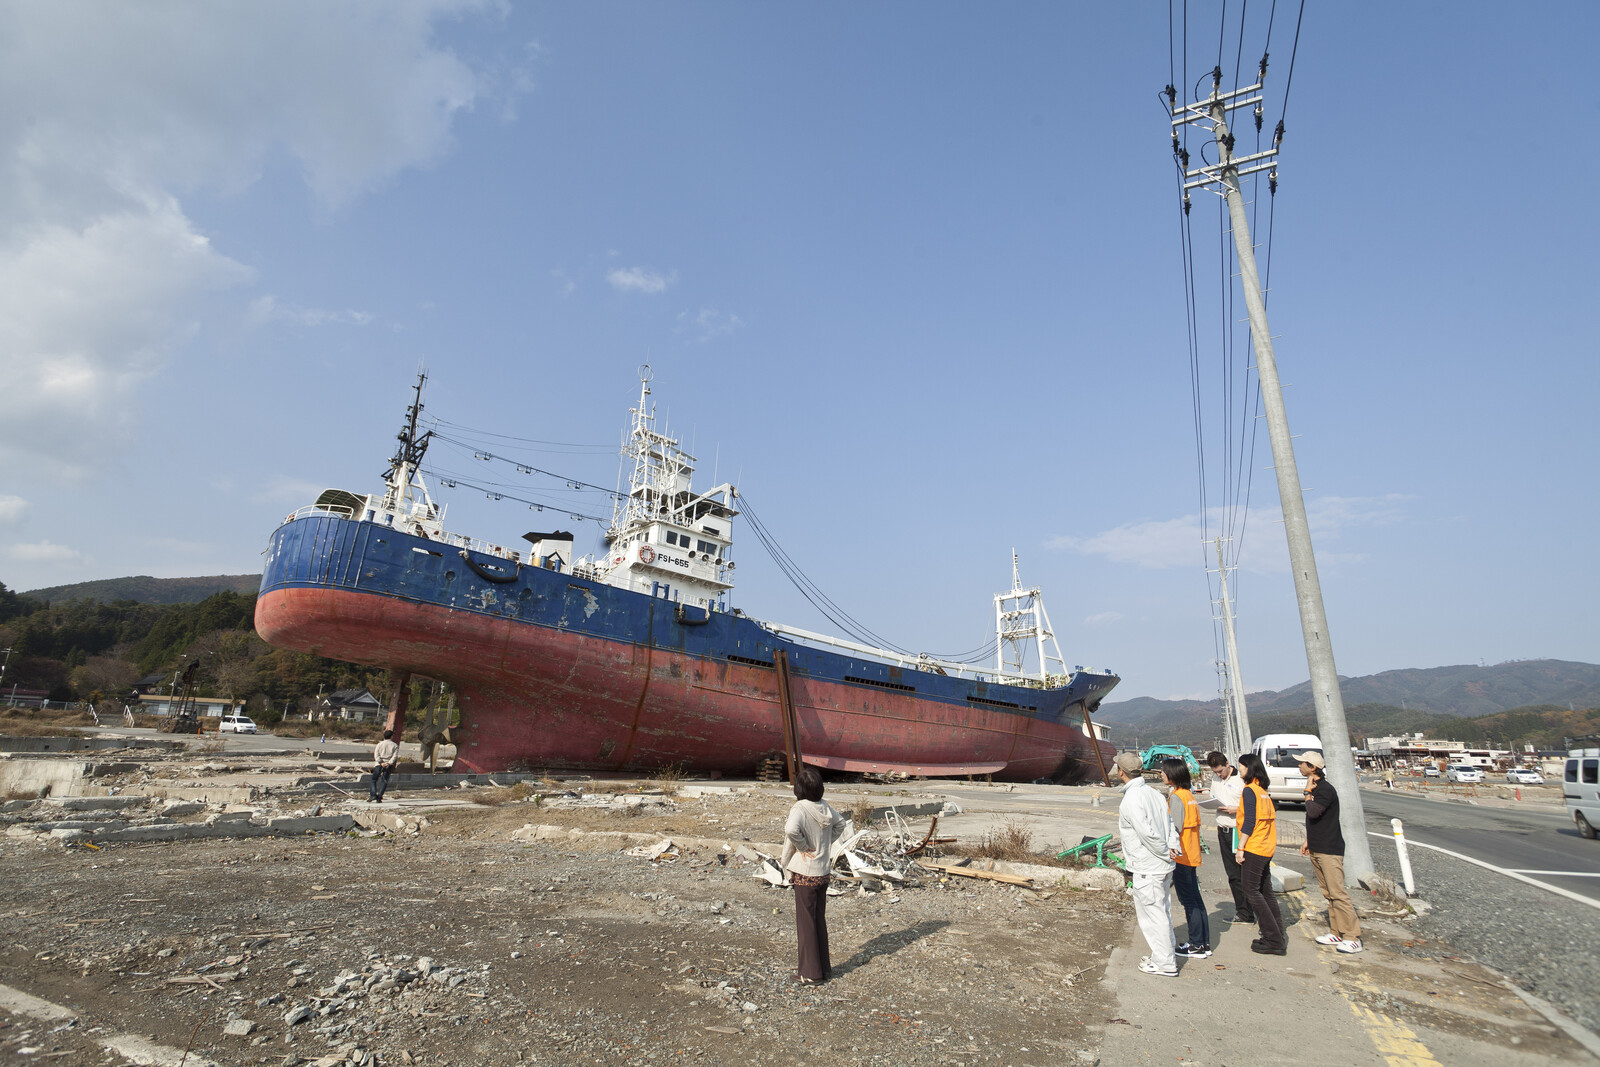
[1211,538,1252,759]
[1171,69,1375,884]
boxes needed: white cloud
[1083,611,1125,626]
[677,307,744,342]
[0,496,28,526]
[0,1,504,473]
[1049,495,1409,572]
[1048,514,1210,570]
[9,541,84,564]
[0,199,251,474]
[247,295,374,328]
[607,267,674,294]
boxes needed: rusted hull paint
[256,584,1115,780]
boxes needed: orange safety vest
[1241,781,1277,857]
[1173,787,1202,867]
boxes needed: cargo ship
[254,371,1120,780]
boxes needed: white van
[1251,733,1323,804]
[1565,747,1599,840]
[219,713,258,735]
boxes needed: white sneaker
[1336,938,1363,954]
[1138,958,1178,977]
[1315,933,1343,946]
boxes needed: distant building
[317,688,384,722]
[140,695,238,718]
[131,673,170,696]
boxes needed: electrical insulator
[1268,168,1278,197]
[1254,103,1264,132]
[1182,192,1192,216]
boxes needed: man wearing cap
[1204,751,1254,926]
[1299,750,1362,953]
[1113,751,1182,977]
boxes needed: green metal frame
[1057,833,1126,870]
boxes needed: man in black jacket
[1299,751,1363,953]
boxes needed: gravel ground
[1378,841,1600,1035]
[0,798,1128,1067]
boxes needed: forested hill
[1103,659,1600,726]
[0,580,379,718]
[21,574,261,605]
[1099,659,1600,749]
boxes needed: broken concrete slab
[46,796,151,812]
[0,759,94,798]
[350,808,428,835]
[159,800,206,817]
[83,813,355,844]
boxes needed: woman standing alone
[1163,758,1211,959]
[782,766,848,984]
[1235,753,1286,955]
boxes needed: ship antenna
[392,368,431,472]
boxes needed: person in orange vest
[1235,752,1286,955]
[1162,758,1210,959]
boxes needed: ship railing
[283,503,357,524]
[283,505,525,562]
[756,621,1071,689]
[435,530,524,561]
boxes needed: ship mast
[377,369,440,528]
[994,551,1068,682]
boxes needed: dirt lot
[0,785,1126,1067]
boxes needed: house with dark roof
[317,688,384,722]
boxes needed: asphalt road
[1359,788,1600,903]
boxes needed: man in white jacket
[1114,751,1181,977]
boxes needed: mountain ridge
[20,574,262,605]
[1099,659,1600,746]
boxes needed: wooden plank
[921,863,1030,889]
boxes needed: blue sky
[1,2,1594,700]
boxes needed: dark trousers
[1217,828,1253,920]
[1172,863,1210,948]
[1240,851,1285,948]
[793,879,832,981]
[370,764,392,801]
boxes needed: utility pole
[1170,68,1375,883]
[1210,538,1252,759]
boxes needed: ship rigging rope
[737,493,1003,666]
[423,417,614,455]
[736,493,913,655]
[430,434,625,499]
[420,468,612,525]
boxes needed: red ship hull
[257,585,1112,781]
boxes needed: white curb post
[1391,818,1416,896]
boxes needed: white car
[1505,768,1544,785]
[219,714,258,734]
[1446,764,1483,783]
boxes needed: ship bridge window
[703,526,720,537]
[696,540,718,554]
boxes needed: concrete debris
[223,1018,258,1036]
[754,858,790,887]
[626,837,677,860]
